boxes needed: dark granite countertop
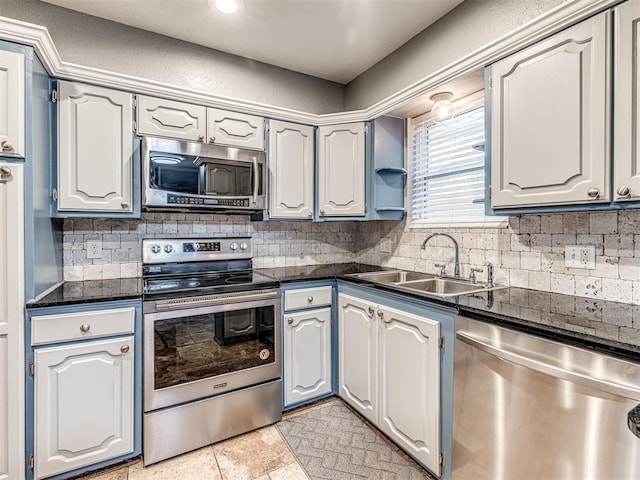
[27,278,143,308]
[26,263,640,359]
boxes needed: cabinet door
[614,0,640,201]
[58,82,134,212]
[0,51,24,158]
[0,162,23,480]
[207,108,264,150]
[35,337,134,479]
[136,95,206,142]
[318,123,365,216]
[338,293,377,422]
[490,12,610,208]
[268,120,314,219]
[284,308,332,406]
[378,305,440,474]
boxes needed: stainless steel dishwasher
[453,316,640,480]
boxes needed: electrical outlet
[86,239,102,259]
[565,245,596,269]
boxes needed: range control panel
[142,237,252,264]
[167,194,250,208]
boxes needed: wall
[0,0,345,114]
[344,0,568,111]
[62,213,357,281]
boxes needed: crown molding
[0,0,620,126]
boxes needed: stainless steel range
[142,237,282,465]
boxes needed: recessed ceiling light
[214,0,239,14]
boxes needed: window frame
[408,91,508,229]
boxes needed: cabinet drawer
[285,286,332,311]
[31,307,135,346]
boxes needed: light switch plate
[565,245,595,269]
[87,239,102,259]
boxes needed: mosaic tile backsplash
[64,210,640,309]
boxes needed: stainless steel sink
[348,270,435,284]
[349,269,504,298]
[396,278,489,297]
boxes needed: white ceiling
[40,0,463,84]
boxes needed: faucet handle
[434,263,447,276]
[469,267,484,283]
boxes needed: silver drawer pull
[287,318,293,325]
[617,186,631,197]
[587,188,600,198]
[307,296,314,303]
[121,201,130,209]
[1,140,13,151]
[80,324,91,333]
[0,166,11,176]
[120,345,130,354]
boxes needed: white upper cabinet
[0,51,24,158]
[283,308,332,406]
[35,337,134,479]
[378,304,440,475]
[318,122,365,217]
[57,81,134,212]
[490,11,610,208]
[136,96,206,142]
[268,120,314,219]
[614,0,640,201]
[207,108,265,150]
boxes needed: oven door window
[153,305,275,390]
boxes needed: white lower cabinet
[338,292,441,475]
[284,308,332,406]
[34,336,134,479]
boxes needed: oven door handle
[152,289,280,312]
[252,156,259,205]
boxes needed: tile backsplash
[355,210,640,305]
[62,213,357,281]
[64,210,640,307]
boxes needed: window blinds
[411,105,503,227]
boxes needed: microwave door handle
[252,156,259,204]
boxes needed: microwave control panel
[167,194,250,208]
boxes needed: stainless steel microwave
[142,136,266,212]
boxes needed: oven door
[143,289,281,412]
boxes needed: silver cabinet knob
[307,296,314,303]
[151,244,161,254]
[308,212,313,218]
[80,324,91,333]
[368,306,375,316]
[617,186,631,197]
[209,136,216,143]
[120,345,130,354]
[0,166,11,176]
[164,244,173,253]
[121,201,130,209]
[287,318,293,325]
[1,140,13,151]
[377,310,384,318]
[320,210,325,216]
[198,135,205,142]
[587,188,600,198]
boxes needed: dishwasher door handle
[456,330,640,401]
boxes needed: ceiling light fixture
[430,92,455,122]
[214,0,238,14]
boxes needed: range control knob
[151,244,161,254]
[240,242,248,251]
[230,242,238,251]
[164,245,174,253]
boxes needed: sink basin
[396,278,491,297]
[348,270,435,283]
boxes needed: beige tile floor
[76,425,309,480]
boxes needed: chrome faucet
[421,233,460,277]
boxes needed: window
[410,95,506,228]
